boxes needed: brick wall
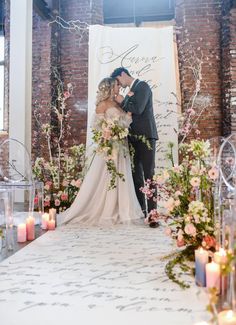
[175,0,223,140]
[32,11,52,160]
[58,0,103,146]
[221,1,236,135]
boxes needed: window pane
[0,36,4,61]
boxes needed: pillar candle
[218,310,236,325]
[17,223,26,243]
[41,213,49,230]
[49,208,57,221]
[195,247,209,287]
[48,219,55,230]
[214,248,228,265]
[26,216,35,241]
[206,261,220,291]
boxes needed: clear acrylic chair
[0,138,43,225]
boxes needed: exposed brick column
[175,0,223,140]
[221,1,236,135]
[32,11,52,160]
[58,0,103,146]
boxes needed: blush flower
[208,167,219,180]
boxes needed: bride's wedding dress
[57,106,143,226]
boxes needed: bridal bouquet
[92,116,129,189]
[141,139,218,287]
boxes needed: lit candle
[218,310,236,325]
[26,216,35,241]
[214,248,228,265]
[49,208,57,221]
[41,213,49,230]
[195,247,209,286]
[17,223,26,243]
[206,261,220,291]
[48,219,55,230]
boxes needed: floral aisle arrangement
[33,144,86,212]
[141,139,219,288]
[32,69,87,212]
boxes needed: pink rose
[75,179,82,188]
[34,196,39,205]
[61,193,68,201]
[202,235,216,249]
[177,238,185,247]
[55,199,61,207]
[44,200,50,207]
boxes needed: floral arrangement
[32,68,87,212]
[33,144,86,212]
[141,139,218,287]
[92,115,129,189]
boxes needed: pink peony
[184,223,197,237]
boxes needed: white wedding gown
[57,106,144,226]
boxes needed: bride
[57,77,144,226]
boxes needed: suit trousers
[130,139,157,215]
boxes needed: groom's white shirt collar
[129,79,137,90]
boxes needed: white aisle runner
[0,224,209,325]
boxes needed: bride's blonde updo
[96,77,116,105]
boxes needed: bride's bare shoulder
[96,102,108,114]
[96,100,118,114]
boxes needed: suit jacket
[121,79,158,140]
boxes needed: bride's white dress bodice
[57,106,143,227]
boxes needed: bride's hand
[127,91,134,97]
[127,112,132,117]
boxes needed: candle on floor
[214,248,228,265]
[49,208,57,221]
[26,216,35,241]
[206,261,220,291]
[17,223,27,243]
[195,247,208,287]
[48,219,55,230]
[41,213,49,230]
[218,310,236,325]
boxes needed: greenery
[142,139,218,287]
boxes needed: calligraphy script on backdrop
[97,44,178,169]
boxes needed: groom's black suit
[121,79,158,214]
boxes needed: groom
[111,67,158,227]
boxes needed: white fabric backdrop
[88,25,178,169]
